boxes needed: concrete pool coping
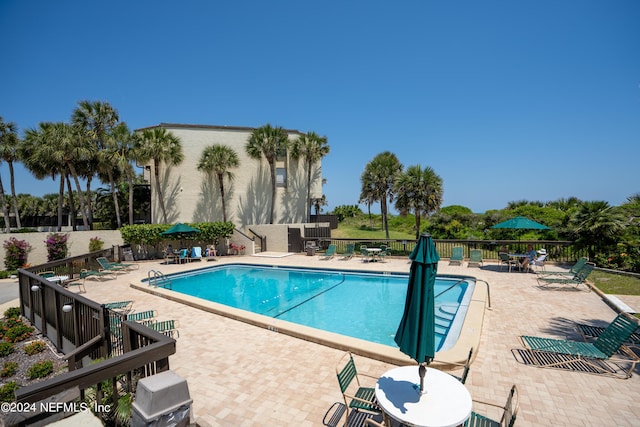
[130,262,489,367]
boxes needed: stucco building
[136,123,324,228]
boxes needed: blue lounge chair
[536,262,595,290]
[467,249,483,268]
[96,257,128,274]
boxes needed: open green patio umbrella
[491,216,550,231]
[160,223,201,247]
[394,232,440,393]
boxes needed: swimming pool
[146,264,475,352]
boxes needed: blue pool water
[156,264,474,351]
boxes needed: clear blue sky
[1,0,639,214]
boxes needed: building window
[276,168,287,188]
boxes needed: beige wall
[0,230,124,268]
[140,124,324,228]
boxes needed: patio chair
[538,257,588,278]
[378,245,389,262]
[321,244,337,260]
[524,254,547,273]
[177,248,189,264]
[360,246,372,263]
[536,262,595,290]
[341,244,356,260]
[336,352,381,421]
[449,246,464,266]
[450,347,474,384]
[498,252,518,272]
[464,385,519,427]
[519,313,640,378]
[467,249,483,268]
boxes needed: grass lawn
[590,270,640,296]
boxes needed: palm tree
[246,124,289,224]
[135,127,184,224]
[291,131,330,222]
[24,122,93,229]
[570,200,627,260]
[197,144,239,222]
[109,123,138,225]
[361,152,403,239]
[72,100,120,227]
[395,165,443,239]
[0,117,22,229]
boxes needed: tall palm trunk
[126,170,134,225]
[154,159,168,223]
[66,175,78,231]
[67,163,90,229]
[107,169,122,228]
[57,175,65,231]
[217,172,228,222]
[305,160,312,223]
[0,176,11,232]
[381,193,390,240]
[7,161,21,229]
[268,162,276,224]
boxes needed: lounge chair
[96,256,137,271]
[519,313,640,378]
[575,320,640,348]
[104,300,134,315]
[340,244,355,260]
[465,385,519,427]
[449,246,464,266]
[320,244,337,260]
[336,352,381,421]
[80,268,116,283]
[498,252,518,272]
[127,310,158,324]
[536,262,595,290]
[467,249,483,268]
[190,246,203,262]
[147,319,180,338]
[96,257,128,274]
[538,257,588,278]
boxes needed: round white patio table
[375,366,472,427]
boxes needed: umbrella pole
[419,363,426,393]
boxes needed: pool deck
[8,254,640,426]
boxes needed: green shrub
[1,361,18,377]
[24,340,47,356]
[2,317,34,343]
[0,342,15,357]
[0,270,10,279]
[0,381,18,402]
[89,236,104,252]
[3,307,20,319]
[27,360,53,379]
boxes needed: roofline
[135,123,304,135]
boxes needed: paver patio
[21,254,640,426]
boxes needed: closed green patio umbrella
[394,233,440,393]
